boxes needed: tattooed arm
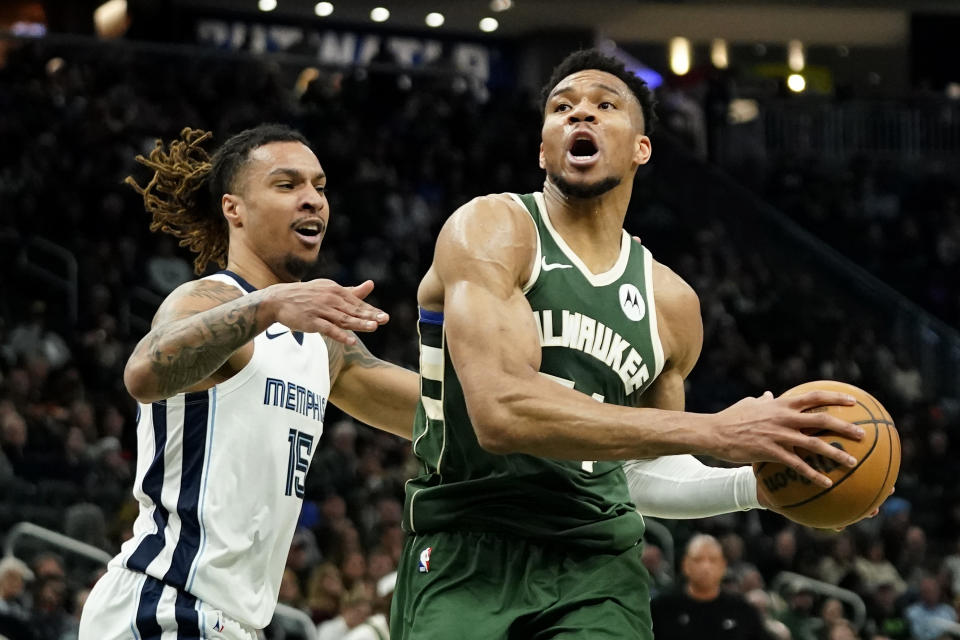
[124,277,389,404]
[123,280,266,403]
[326,335,418,440]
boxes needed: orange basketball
[753,380,901,529]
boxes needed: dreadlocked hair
[125,127,223,274]
[126,123,312,274]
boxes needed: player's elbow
[468,395,523,454]
[123,357,162,404]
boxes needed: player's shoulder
[442,192,536,244]
[151,276,244,328]
[650,258,700,314]
[452,192,531,222]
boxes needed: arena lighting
[479,17,499,32]
[370,7,390,22]
[93,0,128,39]
[669,37,691,76]
[425,12,444,27]
[788,39,805,72]
[490,0,513,10]
[787,73,806,92]
[257,0,277,12]
[314,2,333,17]
[711,39,728,69]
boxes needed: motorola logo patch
[618,283,645,321]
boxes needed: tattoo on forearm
[343,339,384,369]
[139,285,262,397]
[325,333,388,386]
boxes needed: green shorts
[389,530,652,640]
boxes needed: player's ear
[538,142,546,170]
[633,134,651,166]
[222,193,244,227]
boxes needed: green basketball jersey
[402,192,665,551]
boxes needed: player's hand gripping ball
[754,380,900,529]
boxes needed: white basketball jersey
[113,271,330,628]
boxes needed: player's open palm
[267,279,388,344]
[707,391,864,488]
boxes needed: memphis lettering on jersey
[263,377,327,422]
[533,309,650,394]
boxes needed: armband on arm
[622,455,764,519]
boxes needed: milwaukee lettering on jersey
[263,377,327,422]
[532,309,650,394]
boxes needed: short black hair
[209,123,310,199]
[540,49,656,134]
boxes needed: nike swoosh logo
[265,329,289,339]
[541,257,573,271]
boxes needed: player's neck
[541,181,629,273]
[225,251,288,290]
[685,582,721,602]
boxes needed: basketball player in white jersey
[78,124,419,639]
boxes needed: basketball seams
[777,419,880,509]
[848,423,895,524]
[756,399,877,492]
[764,399,879,509]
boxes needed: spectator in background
[344,571,395,640]
[145,236,192,294]
[0,409,26,483]
[818,532,859,590]
[641,543,674,599]
[0,556,34,637]
[31,573,70,640]
[305,563,344,624]
[820,598,846,629]
[59,587,90,640]
[943,536,960,598]
[758,528,803,584]
[826,618,861,640]
[904,575,957,640]
[6,301,71,370]
[865,581,910,640]
[897,525,930,590]
[652,534,771,640]
[316,586,371,640]
[777,583,822,640]
[744,589,791,640]
[855,538,907,597]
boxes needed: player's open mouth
[567,134,599,168]
[292,219,325,245]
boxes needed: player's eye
[277,183,294,190]
[314,185,326,193]
[555,103,571,112]
[599,101,615,110]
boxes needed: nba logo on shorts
[213,612,225,632]
[418,547,432,573]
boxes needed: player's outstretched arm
[326,335,418,440]
[124,278,388,403]
[437,196,864,487]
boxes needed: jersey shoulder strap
[505,192,543,293]
[204,269,258,295]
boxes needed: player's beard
[549,173,621,199]
[280,254,320,281]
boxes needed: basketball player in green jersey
[390,50,866,639]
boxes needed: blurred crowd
[0,37,958,640]
[764,155,960,328]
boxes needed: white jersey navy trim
[125,391,210,591]
[114,269,331,628]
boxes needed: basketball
[753,380,901,529]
